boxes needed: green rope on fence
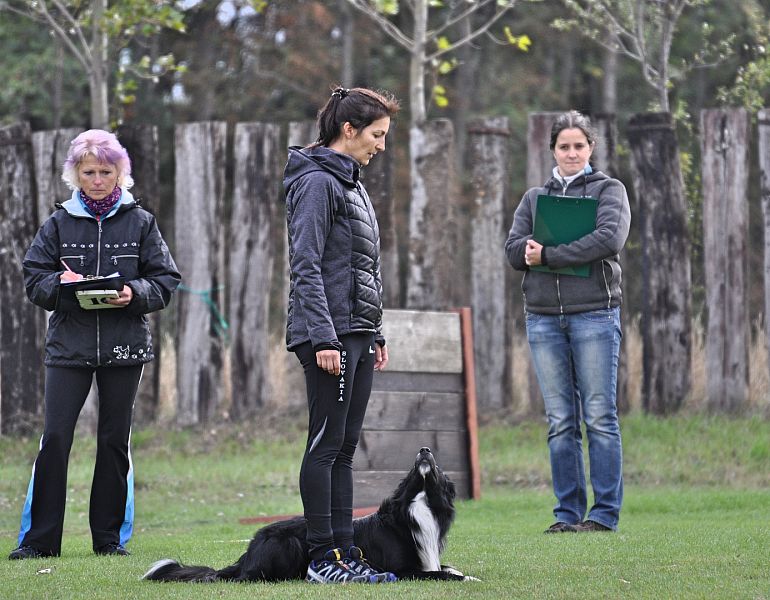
[178,283,230,341]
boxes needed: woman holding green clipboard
[505,110,631,534]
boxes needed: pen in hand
[60,258,84,282]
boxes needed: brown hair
[549,110,599,151]
[315,86,400,147]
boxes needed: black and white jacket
[23,190,181,367]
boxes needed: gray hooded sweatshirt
[505,168,631,315]
[283,145,385,351]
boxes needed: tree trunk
[0,123,45,435]
[602,45,618,115]
[89,0,109,129]
[406,119,463,310]
[759,109,770,396]
[228,123,281,417]
[339,0,355,87]
[467,117,511,412]
[627,113,691,415]
[174,122,227,426]
[116,124,163,425]
[700,109,750,414]
[409,0,428,124]
[361,130,398,307]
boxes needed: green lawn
[1,414,768,599]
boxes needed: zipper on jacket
[601,259,612,309]
[61,254,85,267]
[96,217,103,366]
[111,254,137,265]
[556,274,564,315]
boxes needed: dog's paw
[441,566,480,581]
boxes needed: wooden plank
[380,309,462,373]
[353,471,469,507]
[627,113,692,414]
[174,122,227,425]
[0,123,45,434]
[467,117,510,411]
[700,109,750,413]
[372,371,463,393]
[31,127,82,224]
[354,430,469,473]
[229,122,282,416]
[364,390,465,431]
[759,109,770,391]
[458,307,481,500]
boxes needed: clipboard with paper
[60,272,125,309]
[531,194,598,277]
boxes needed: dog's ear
[444,476,456,501]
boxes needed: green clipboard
[531,194,597,277]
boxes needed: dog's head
[413,447,455,502]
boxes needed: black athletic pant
[295,332,376,561]
[17,365,143,555]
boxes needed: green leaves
[503,27,531,51]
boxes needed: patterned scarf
[79,185,122,217]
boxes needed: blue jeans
[526,307,623,530]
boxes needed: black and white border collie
[143,447,475,583]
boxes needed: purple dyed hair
[62,129,134,190]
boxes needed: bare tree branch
[426,3,512,62]
[344,0,414,50]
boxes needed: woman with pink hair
[8,129,180,560]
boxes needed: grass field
[1,413,768,599]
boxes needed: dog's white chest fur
[409,491,441,571]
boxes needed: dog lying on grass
[143,447,476,582]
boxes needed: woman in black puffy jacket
[9,129,180,560]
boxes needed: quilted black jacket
[283,145,385,351]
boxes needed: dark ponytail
[315,86,400,147]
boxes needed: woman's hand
[316,349,341,376]
[374,343,388,371]
[60,271,84,283]
[525,239,543,266]
[107,284,133,307]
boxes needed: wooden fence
[1,107,770,434]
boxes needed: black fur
[143,447,469,583]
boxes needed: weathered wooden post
[627,113,691,414]
[700,109,750,413]
[592,113,629,413]
[277,121,320,409]
[229,122,282,416]
[406,119,464,310]
[174,122,227,425]
[31,127,81,223]
[362,130,399,308]
[117,124,164,425]
[0,123,44,434]
[31,127,101,433]
[467,117,510,411]
[759,109,770,397]
[523,112,561,414]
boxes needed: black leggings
[17,365,143,555]
[294,332,375,560]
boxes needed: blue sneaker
[306,548,396,584]
[343,546,397,582]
